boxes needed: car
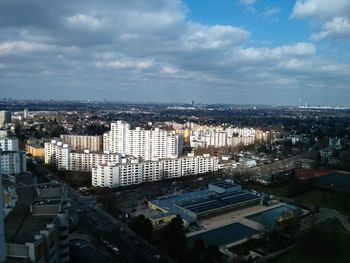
[112,247,119,254]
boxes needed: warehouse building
[148,181,261,226]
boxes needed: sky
[0,0,350,105]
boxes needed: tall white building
[45,139,121,172]
[92,154,219,188]
[103,121,183,160]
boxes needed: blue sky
[0,0,350,105]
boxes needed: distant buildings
[60,134,102,152]
[92,154,219,188]
[190,127,262,148]
[0,111,11,127]
[4,182,70,262]
[103,121,183,160]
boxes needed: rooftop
[149,181,260,223]
[5,186,56,244]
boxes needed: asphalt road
[35,162,174,262]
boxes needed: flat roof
[149,189,211,223]
[149,182,260,222]
[178,191,260,214]
[5,186,56,244]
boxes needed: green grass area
[275,233,350,263]
[274,221,350,263]
[247,183,350,216]
[294,190,350,216]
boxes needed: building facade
[92,154,219,188]
[60,134,102,152]
[25,144,45,158]
[190,127,263,148]
[0,134,26,176]
[45,139,121,172]
[103,121,183,160]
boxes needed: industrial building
[148,181,261,226]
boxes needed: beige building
[25,144,45,158]
[60,135,102,152]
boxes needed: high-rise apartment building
[60,134,102,152]
[103,121,183,160]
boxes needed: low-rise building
[25,144,45,158]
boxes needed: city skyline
[1,0,350,105]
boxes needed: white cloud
[183,24,250,50]
[240,0,257,5]
[0,41,52,56]
[66,14,105,30]
[237,42,316,62]
[95,58,154,70]
[311,17,350,40]
[292,0,350,19]
[162,66,178,74]
[263,7,281,17]
[292,0,350,41]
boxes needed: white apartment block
[45,140,121,172]
[92,154,219,188]
[60,134,102,152]
[0,150,26,175]
[190,127,258,148]
[103,121,183,160]
[0,137,19,152]
[0,134,26,176]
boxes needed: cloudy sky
[1,0,350,105]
